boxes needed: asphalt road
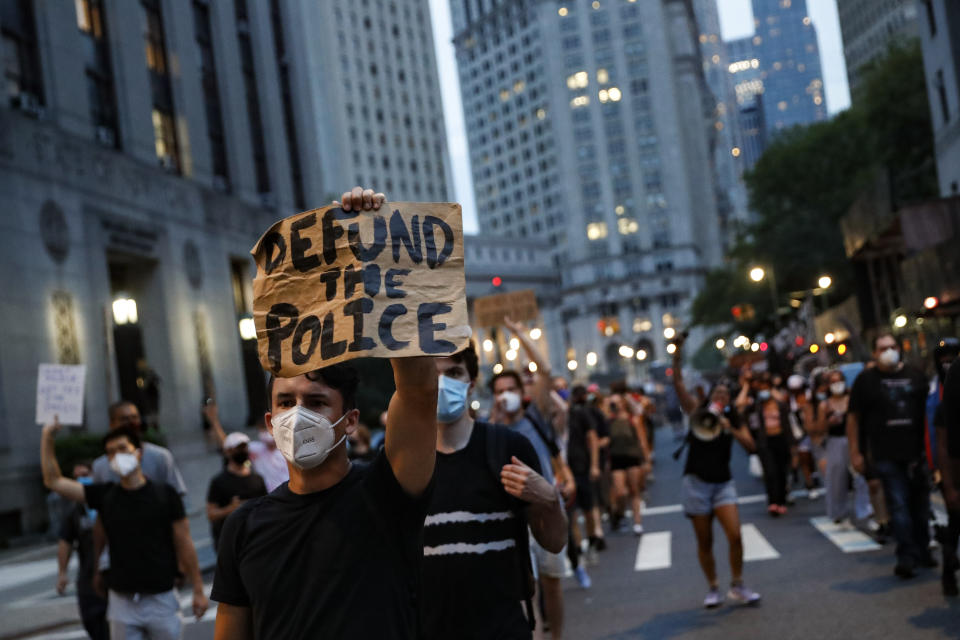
[16,427,959,639]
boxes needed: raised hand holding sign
[251,197,470,376]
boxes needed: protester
[41,421,208,638]
[738,372,795,516]
[347,424,378,463]
[817,370,872,524]
[566,384,602,586]
[928,338,959,470]
[672,337,760,607]
[848,333,934,578]
[211,187,440,639]
[247,422,289,492]
[606,383,651,535]
[786,374,821,499]
[423,343,566,638]
[91,401,186,495]
[489,316,573,640]
[206,432,266,551]
[56,461,108,640]
[936,352,959,596]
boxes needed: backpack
[481,421,537,631]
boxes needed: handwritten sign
[473,289,539,328]
[36,364,86,426]
[251,203,470,376]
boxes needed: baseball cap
[223,432,251,450]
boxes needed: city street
[6,429,956,640]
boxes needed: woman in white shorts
[672,337,762,609]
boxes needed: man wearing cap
[206,433,267,551]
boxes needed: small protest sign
[472,289,539,328]
[36,364,86,426]
[251,203,471,376]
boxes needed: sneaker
[894,562,917,579]
[633,523,644,536]
[703,588,723,608]
[574,566,592,589]
[726,584,761,605]
[874,523,891,544]
[807,488,823,500]
[590,536,607,552]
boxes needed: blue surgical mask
[437,375,470,423]
[757,390,772,402]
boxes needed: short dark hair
[489,369,523,394]
[102,425,141,452]
[571,385,588,403]
[266,363,360,412]
[450,341,479,381]
[872,332,899,351]
[107,400,137,421]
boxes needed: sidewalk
[0,435,229,639]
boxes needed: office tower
[918,0,960,196]
[837,0,918,94]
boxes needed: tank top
[608,417,641,458]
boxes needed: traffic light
[491,276,502,287]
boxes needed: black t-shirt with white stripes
[422,421,542,640]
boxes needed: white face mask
[270,405,348,470]
[498,390,523,414]
[829,381,847,396]
[878,347,900,367]
[109,452,139,478]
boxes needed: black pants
[759,434,791,506]
[78,593,109,640]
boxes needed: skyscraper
[837,0,918,95]
[750,0,827,134]
[0,0,449,534]
[918,0,960,196]
[727,35,768,169]
[451,0,724,376]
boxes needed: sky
[428,0,852,234]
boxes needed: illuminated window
[803,16,811,25]
[514,80,525,93]
[597,68,609,84]
[558,6,568,16]
[773,61,782,71]
[536,108,547,119]
[570,95,590,108]
[753,35,762,46]
[500,89,510,101]
[586,222,607,240]
[731,147,741,157]
[566,70,589,89]
[777,101,787,111]
[592,0,600,9]
[617,218,638,234]
[711,54,720,64]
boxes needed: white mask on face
[270,405,348,470]
[498,390,522,414]
[829,381,847,396]
[109,452,139,478]
[878,347,900,367]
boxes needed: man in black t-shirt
[568,385,605,560]
[206,432,267,550]
[56,461,107,640]
[849,333,932,578]
[211,188,441,640]
[41,423,208,639]
[424,343,567,639]
[936,358,960,595]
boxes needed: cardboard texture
[472,289,539,328]
[251,202,470,376]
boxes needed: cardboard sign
[251,203,470,376]
[472,289,539,328]
[36,364,86,426]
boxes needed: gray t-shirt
[92,442,187,496]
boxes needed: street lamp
[618,345,635,359]
[509,338,520,351]
[482,339,494,352]
[492,363,504,374]
[505,349,518,361]
[818,275,832,290]
[824,332,835,344]
[529,328,542,340]
[112,296,138,325]
[636,349,648,361]
[893,315,908,328]
[666,343,677,355]
[238,317,257,340]
[715,338,726,349]
[749,265,780,328]
[528,362,538,372]
[586,352,598,367]
[567,359,578,371]
[663,327,676,339]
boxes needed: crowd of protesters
[37,190,960,639]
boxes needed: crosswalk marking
[741,524,780,561]
[634,532,672,571]
[810,517,882,553]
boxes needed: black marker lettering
[266,303,298,372]
[348,215,387,261]
[384,268,410,298]
[344,298,376,352]
[291,315,321,365]
[390,210,423,263]
[290,213,321,273]
[379,304,409,350]
[417,302,456,353]
[422,216,455,269]
[320,312,347,359]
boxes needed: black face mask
[229,450,249,465]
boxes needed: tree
[692,40,936,333]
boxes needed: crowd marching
[38,189,960,639]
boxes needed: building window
[922,0,936,36]
[1,0,43,108]
[142,0,179,171]
[194,0,229,188]
[270,0,305,208]
[936,69,950,122]
[78,0,118,146]
[236,0,271,194]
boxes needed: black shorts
[573,475,595,510]
[610,454,642,471]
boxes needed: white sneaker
[633,523,644,536]
[727,584,761,605]
[703,588,723,608]
[807,488,823,500]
